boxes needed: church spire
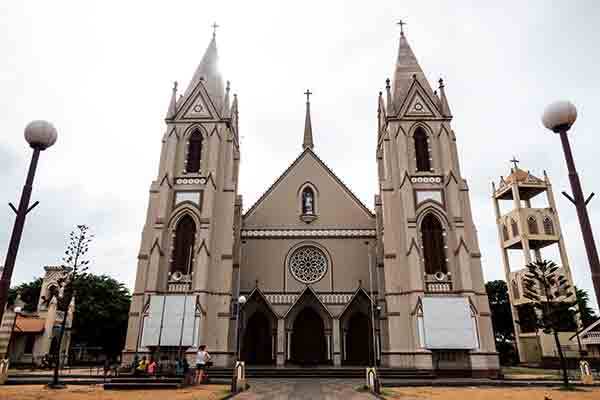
[181,26,225,110]
[392,21,434,109]
[302,89,314,150]
[166,81,178,119]
[438,78,452,118]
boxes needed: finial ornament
[304,89,312,103]
[510,156,520,170]
[212,22,219,38]
[385,78,391,89]
[397,19,407,35]
[438,78,444,88]
[173,81,178,91]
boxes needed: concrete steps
[208,367,435,380]
[103,376,184,390]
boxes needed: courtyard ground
[0,384,230,400]
[382,387,600,400]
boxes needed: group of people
[130,344,211,384]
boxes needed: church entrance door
[345,312,373,365]
[242,312,273,364]
[291,308,326,365]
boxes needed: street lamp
[542,101,600,309]
[231,295,246,393]
[5,306,22,359]
[235,295,247,361]
[0,121,57,329]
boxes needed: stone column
[276,319,285,366]
[332,318,341,366]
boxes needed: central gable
[244,150,374,228]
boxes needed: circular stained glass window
[289,245,328,284]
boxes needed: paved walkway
[235,379,374,400]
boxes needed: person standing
[195,345,211,384]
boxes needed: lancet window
[421,213,447,274]
[414,127,431,172]
[502,224,509,241]
[185,130,203,173]
[170,215,196,274]
[510,218,518,237]
[543,217,555,235]
[527,216,538,234]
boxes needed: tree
[68,274,131,357]
[521,259,577,387]
[45,225,92,388]
[8,278,42,312]
[485,280,517,365]
[576,287,598,327]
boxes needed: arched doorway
[345,313,373,365]
[241,312,272,364]
[291,308,326,365]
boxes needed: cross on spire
[397,19,407,35]
[212,22,219,38]
[510,156,520,170]
[304,89,312,103]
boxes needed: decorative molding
[410,176,443,184]
[263,293,354,305]
[175,176,207,185]
[241,228,376,239]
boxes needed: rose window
[289,246,328,284]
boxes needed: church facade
[123,27,499,376]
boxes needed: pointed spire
[392,24,434,109]
[303,89,314,150]
[222,80,231,117]
[438,78,452,117]
[181,27,225,111]
[385,78,393,114]
[166,81,178,119]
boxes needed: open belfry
[123,24,499,376]
[492,162,579,364]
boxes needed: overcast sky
[1,1,599,310]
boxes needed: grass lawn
[0,384,231,400]
[382,387,599,399]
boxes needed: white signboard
[141,294,198,348]
[421,297,477,349]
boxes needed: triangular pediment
[176,82,218,120]
[396,79,442,119]
[243,149,374,228]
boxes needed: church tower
[376,26,499,375]
[122,29,241,366]
[492,163,579,363]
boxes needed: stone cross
[212,22,219,38]
[397,19,407,35]
[304,89,312,103]
[510,156,520,170]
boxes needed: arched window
[502,224,509,241]
[511,218,519,237]
[543,217,555,235]
[171,215,196,274]
[512,279,520,299]
[302,187,315,215]
[414,127,431,172]
[185,130,203,173]
[421,214,447,274]
[527,216,539,234]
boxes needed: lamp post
[5,306,22,359]
[231,295,246,393]
[542,101,600,309]
[0,121,57,328]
